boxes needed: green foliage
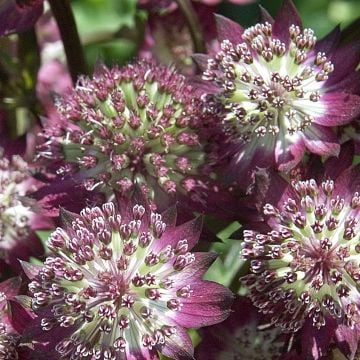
[72,0,137,35]
[71,0,144,66]
[35,230,53,251]
[203,221,247,293]
[219,0,360,37]
[84,38,138,68]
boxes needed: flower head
[0,149,45,269]
[198,0,360,180]
[24,198,233,359]
[241,164,360,333]
[38,61,212,200]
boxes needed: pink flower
[37,61,217,203]
[0,148,52,271]
[36,11,72,123]
[0,0,43,36]
[22,197,233,359]
[241,150,360,358]
[196,0,360,187]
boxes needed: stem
[18,28,41,87]
[48,0,87,83]
[17,28,42,129]
[175,0,206,54]
[229,261,250,294]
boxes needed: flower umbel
[242,173,360,332]
[0,149,41,267]
[25,200,232,359]
[39,61,209,198]
[0,152,31,241]
[198,0,360,176]
[204,23,328,138]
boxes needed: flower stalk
[48,0,87,83]
[175,0,206,54]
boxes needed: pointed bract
[215,14,244,44]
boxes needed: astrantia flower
[241,163,360,334]
[0,149,47,270]
[23,199,233,359]
[195,297,288,360]
[38,61,213,201]
[197,0,360,181]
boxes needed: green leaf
[216,221,241,241]
[84,38,138,68]
[29,256,44,265]
[354,155,360,165]
[204,237,245,288]
[35,230,53,248]
[72,0,137,38]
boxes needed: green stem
[17,28,41,130]
[18,28,40,88]
[48,0,87,83]
[229,261,250,294]
[175,0,206,54]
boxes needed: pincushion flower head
[241,158,360,338]
[38,60,216,202]
[197,0,360,181]
[22,196,233,359]
[0,147,48,270]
